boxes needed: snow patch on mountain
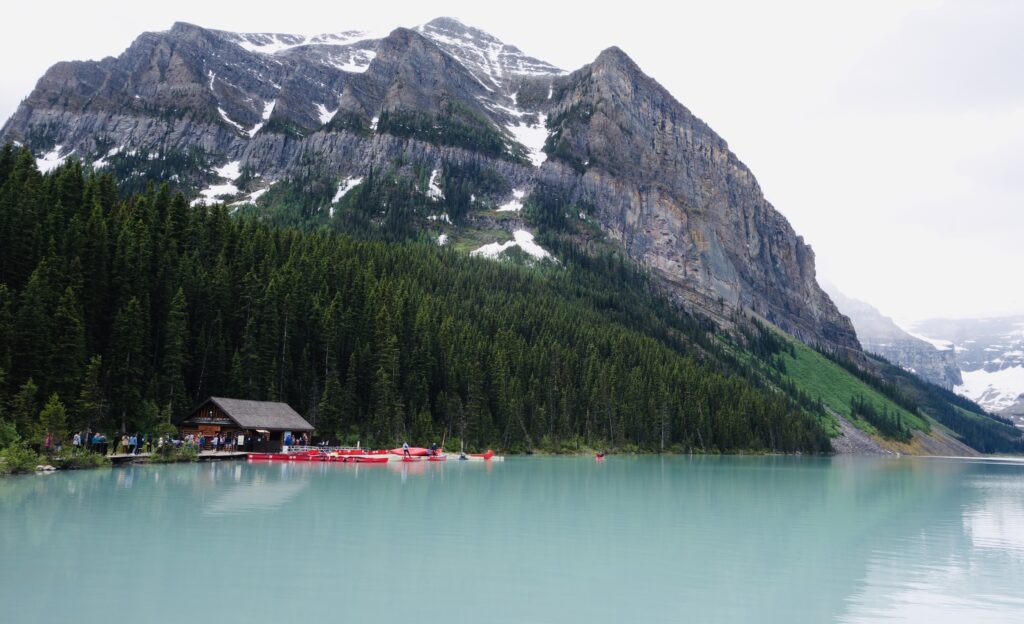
[315,103,338,125]
[248,100,276,137]
[956,367,1024,413]
[192,160,243,206]
[508,115,548,167]
[326,49,377,73]
[92,146,122,169]
[218,108,246,132]
[230,29,387,55]
[496,189,526,212]
[333,176,363,203]
[36,145,69,173]
[427,169,444,200]
[471,230,552,260]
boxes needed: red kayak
[427,455,447,462]
[401,456,424,463]
[470,449,495,460]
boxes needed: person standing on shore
[73,432,81,448]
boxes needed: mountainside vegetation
[0,145,834,454]
[0,144,1019,457]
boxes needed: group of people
[57,431,146,456]
[180,432,239,452]
[283,432,310,447]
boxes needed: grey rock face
[827,288,962,389]
[539,48,860,353]
[1,17,860,356]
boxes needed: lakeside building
[178,397,314,452]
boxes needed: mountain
[826,288,962,389]
[910,316,1024,424]
[0,17,859,358]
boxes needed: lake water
[2,456,1023,623]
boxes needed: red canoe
[248,453,290,461]
[390,447,430,456]
[401,456,424,462]
[427,455,447,462]
[470,449,495,460]
[345,455,388,464]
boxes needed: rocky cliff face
[1,17,860,355]
[826,288,962,389]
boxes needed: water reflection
[1,456,1022,623]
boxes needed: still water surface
[2,456,1023,623]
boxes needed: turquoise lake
[2,456,1023,623]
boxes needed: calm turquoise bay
[2,456,1023,623]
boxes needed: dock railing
[282,445,364,454]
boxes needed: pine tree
[50,286,86,401]
[318,369,344,440]
[11,378,38,439]
[109,298,146,431]
[159,287,189,418]
[37,393,68,447]
[77,355,106,437]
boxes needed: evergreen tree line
[0,145,832,453]
[849,394,911,442]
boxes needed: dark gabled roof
[194,397,314,431]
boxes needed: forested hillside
[0,146,833,453]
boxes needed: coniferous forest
[0,146,834,454]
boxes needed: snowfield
[471,230,552,261]
[955,366,1024,412]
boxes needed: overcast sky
[2,0,1021,324]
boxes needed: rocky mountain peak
[415,16,563,95]
[1,17,861,357]
[591,46,638,71]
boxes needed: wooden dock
[107,451,249,464]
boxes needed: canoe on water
[344,455,389,464]
[248,453,290,461]
[427,455,447,462]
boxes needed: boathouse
[179,397,314,452]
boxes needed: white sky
[2,0,1021,324]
